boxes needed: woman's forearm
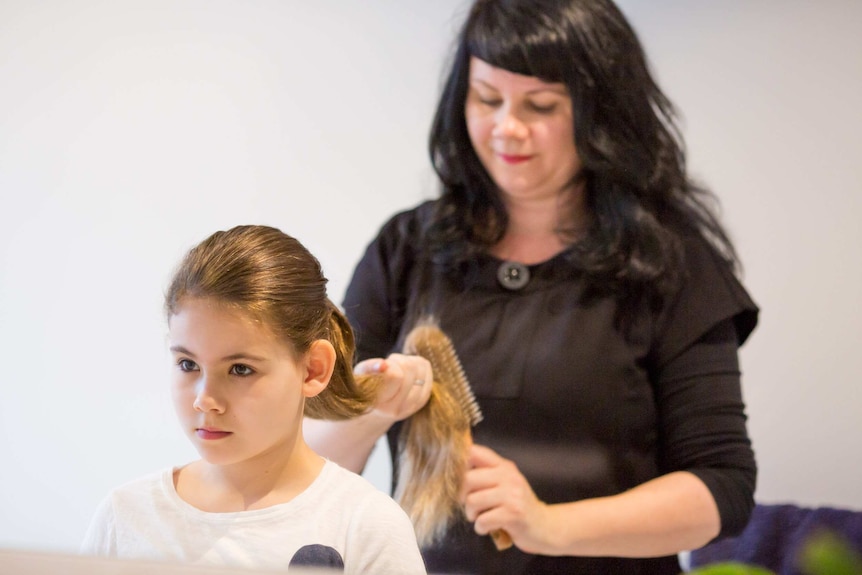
[535,471,720,558]
[303,414,393,474]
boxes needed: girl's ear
[303,339,336,398]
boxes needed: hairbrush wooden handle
[491,528,513,550]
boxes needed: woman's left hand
[461,443,557,555]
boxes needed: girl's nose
[193,375,225,413]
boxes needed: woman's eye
[479,98,502,107]
[230,364,254,376]
[178,359,198,372]
[470,90,501,107]
[528,102,557,114]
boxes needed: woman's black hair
[426,0,738,315]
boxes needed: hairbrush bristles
[402,324,483,427]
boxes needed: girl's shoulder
[82,468,177,541]
[313,461,411,521]
[310,461,424,570]
[314,460,393,503]
[104,468,173,503]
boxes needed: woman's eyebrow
[470,79,499,90]
[469,79,566,95]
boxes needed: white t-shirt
[81,460,426,574]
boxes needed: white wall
[1,0,859,555]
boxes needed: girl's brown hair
[164,225,381,419]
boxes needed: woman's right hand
[355,353,433,423]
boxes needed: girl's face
[168,298,329,468]
[465,57,582,205]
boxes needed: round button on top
[497,261,530,291]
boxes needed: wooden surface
[0,549,341,575]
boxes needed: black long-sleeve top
[343,200,758,575]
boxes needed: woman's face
[465,57,582,204]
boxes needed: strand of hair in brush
[400,320,513,551]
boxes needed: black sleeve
[343,235,398,361]
[342,203,428,361]
[647,236,759,539]
[652,238,758,363]
[653,318,757,539]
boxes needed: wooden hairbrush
[398,320,513,551]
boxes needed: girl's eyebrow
[222,353,267,362]
[169,345,266,362]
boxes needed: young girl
[81,225,427,574]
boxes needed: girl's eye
[178,359,198,372]
[479,97,502,107]
[230,364,255,377]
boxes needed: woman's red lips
[498,153,532,164]
[196,428,232,440]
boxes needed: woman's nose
[193,375,225,413]
[492,105,529,140]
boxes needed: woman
[306,0,758,572]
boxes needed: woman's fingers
[363,353,432,421]
[462,444,548,550]
[462,445,509,521]
[468,443,507,468]
[353,358,388,376]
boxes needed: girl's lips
[196,428,232,440]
